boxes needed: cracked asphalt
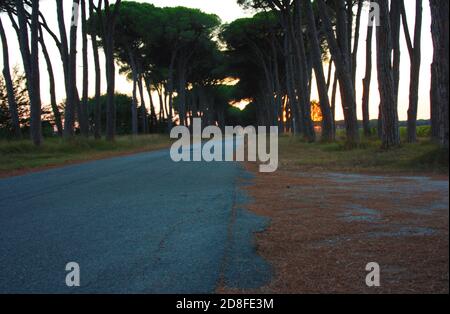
[0,141,270,293]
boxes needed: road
[0,141,271,293]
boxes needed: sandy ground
[221,163,449,294]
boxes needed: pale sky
[0,0,434,121]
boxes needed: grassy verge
[0,134,172,176]
[279,135,449,174]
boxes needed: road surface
[0,141,270,293]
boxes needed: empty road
[0,142,270,293]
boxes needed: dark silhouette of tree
[401,0,422,143]
[429,0,449,148]
[376,0,400,148]
[0,14,21,138]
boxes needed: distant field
[0,135,172,176]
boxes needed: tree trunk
[14,0,42,145]
[351,0,363,91]
[401,0,423,143]
[167,52,176,129]
[89,0,102,139]
[317,0,359,145]
[144,76,157,130]
[291,1,315,142]
[390,0,402,98]
[128,51,138,136]
[283,34,300,135]
[177,64,187,126]
[63,0,80,138]
[376,0,400,149]
[0,16,21,138]
[303,0,333,141]
[331,72,338,139]
[39,26,63,136]
[79,0,89,137]
[138,74,148,133]
[429,0,449,147]
[103,0,122,141]
[362,11,373,138]
[29,0,42,145]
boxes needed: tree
[351,0,364,91]
[89,0,102,139]
[303,0,333,141]
[157,7,220,128]
[38,25,63,136]
[93,0,122,141]
[236,0,317,141]
[361,2,373,137]
[54,0,84,138]
[112,2,160,134]
[400,0,422,143]
[80,0,89,137]
[9,0,42,145]
[0,14,21,138]
[317,0,359,145]
[221,13,285,128]
[376,0,400,148]
[0,67,28,137]
[429,0,449,147]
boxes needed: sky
[0,0,434,121]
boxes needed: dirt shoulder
[223,163,449,294]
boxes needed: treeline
[231,0,448,148]
[0,0,448,150]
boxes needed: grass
[278,134,449,174]
[0,134,172,175]
[1,128,448,176]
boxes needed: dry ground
[220,161,449,294]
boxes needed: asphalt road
[0,140,270,293]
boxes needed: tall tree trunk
[39,26,63,136]
[102,0,122,141]
[390,0,402,99]
[429,0,449,147]
[401,0,423,143]
[13,0,42,145]
[350,0,363,91]
[138,73,148,133]
[362,10,373,138]
[167,52,176,129]
[317,0,359,145]
[0,16,21,138]
[177,64,187,126]
[79,0,89,137]
[326,58,333,91]
[128,51,138,136]
[284,34,300,135]
[63,0,80,138]
[292,0,315,142]
[29,0,42,145]
[331,72,338,139]
[89,0,102,139]
[303,0,333,141]
[376,0,400,149]
[55,0,73,136]
[144,76,157,130]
